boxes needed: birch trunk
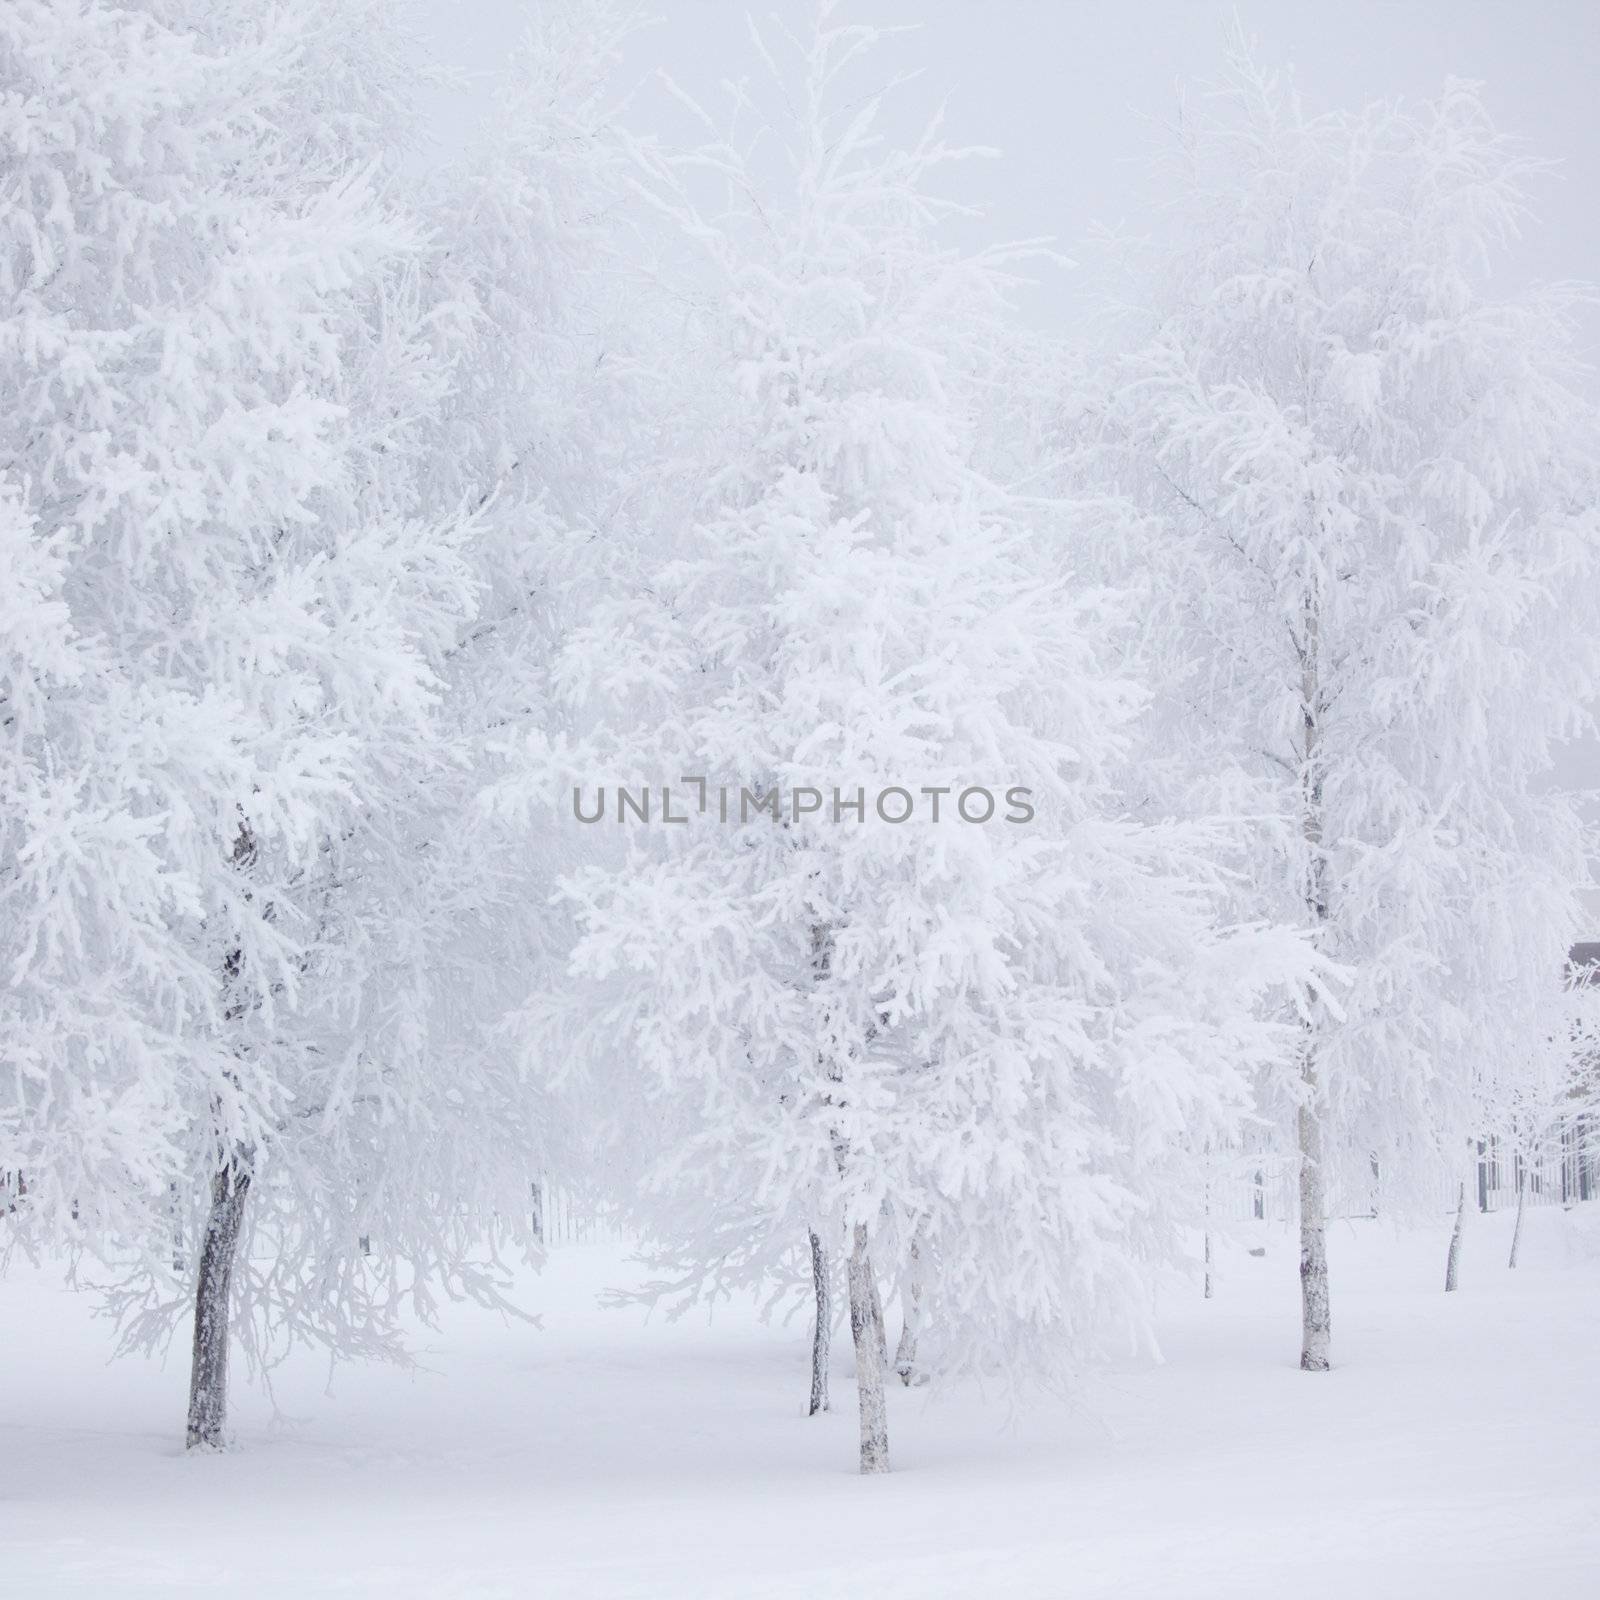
[812,920,888,1468]
[808,1228,831,1416]
[169,1179,185,1275]
[847,1224,889,1474]
[189,824,258,1450]
[1444,1177,1467,1292]
[1297,584,1332,1372]
[185,1159,251,1450]
[1507,1160,1527,1269]
[868,1271,889,1370]
[893,1238,923,1385]
[1297,1077,1331,1369]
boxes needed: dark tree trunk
[188,820,260,1451]
[185,1159,251,1450]
[808,1229,831,1415]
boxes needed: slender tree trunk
[1297,1075,1331,1369]
[894,1237,923,1384]
[846,1224,889,1474]
[169,1180,185,1275]
[1444,1178,1467,1292]
[1203,1228,1214,1301]
[1508,1158,1527,1269]
[188,822,260,1451]
[808,1229,831,1415]
[1296,585,1332,1373]
[868,1271,888,1369]
[812,919,888,1469]
[185,1159,251,1450]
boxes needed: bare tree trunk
[868,1271,888,1369]
[846,1224,889,1474]
[894,1237,923,1384]
[892,1289,920,1384]
[1444,1178,1467,1292]
[1508,1158,1527,1269]
[185,1159,251,1450]
[1203,1228,1214,1301]
[169,1180,185,1275]
[1297,1075,1331,1369]
[808,1229,831,1415]
[812,918,888,1469]
[1296,585,1332,1373]
[188,821,259,1452]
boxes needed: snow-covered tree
[494,9,1317,1475]
[1101,48,1600,1366]
[0,0,537,1448]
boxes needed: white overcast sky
[413,0,1600,349]
[410,0,1600,879]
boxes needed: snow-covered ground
[5,1207,1597,1598]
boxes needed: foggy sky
[413,0,1600,351]
[410,0,1600,880]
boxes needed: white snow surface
[4,1208,1597,1598]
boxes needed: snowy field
[5,1207,1597,1599]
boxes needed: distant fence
[529,1177,626,1247]
[1477,1118,1597,1212]
[1211,1113,1599,1224]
